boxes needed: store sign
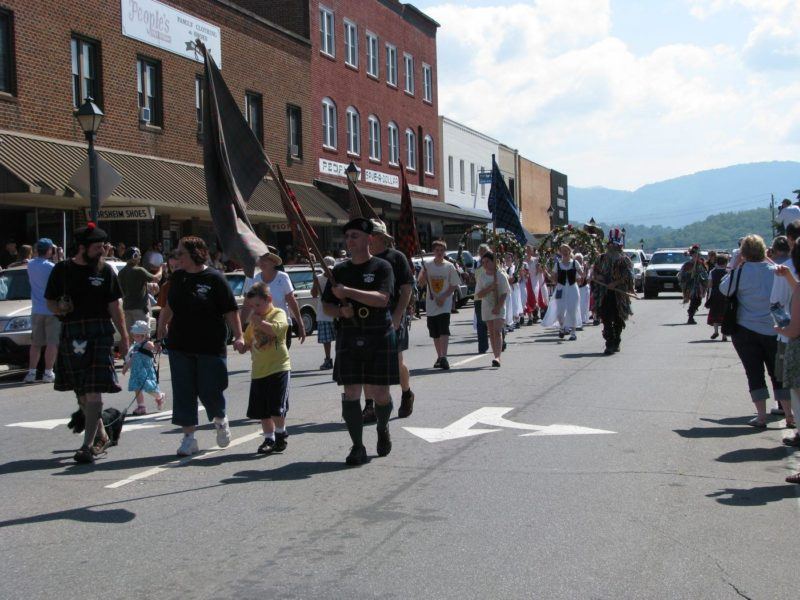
[364,169,399,189]
[85,206,155,221]
[268,223,292,232]
[408,183,438,196]
[479,172,492,184]
[121,0,222,67]
[318,159,401,190]
[319,158,359,180]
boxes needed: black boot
[342,397,366,465]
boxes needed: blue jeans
[168,350,228,427]
[475,300,488,353]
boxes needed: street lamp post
[345,161,359,185]
[74,97,105,223]
[547,205,554,230]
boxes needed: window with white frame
[385,43,397,86]
[368,115,381,161]
[470,163,476,194]
[403,53,414,94]
[422,63,432,102]
[319,6,335,57]
[459,160,465,192]
[344,19,357,68]
[448,156,454,189]
[387,122,399,165]
[322,97,337,148]
[480,167,487,197]
[366,32,378,77]
[405,128,416,170]
[424,136,434,175]
[346,106,360,155]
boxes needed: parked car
[447,249,476,295]
[643,248,706,298]
[623,249,647,292]
[224,264,323,335]
[0,260,154,368]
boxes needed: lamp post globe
[74,97,105,223]
[345,161,359,184]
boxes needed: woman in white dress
[541,244,583,340]
[475,251,511,367]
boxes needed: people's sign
[121,0,222,67]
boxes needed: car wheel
[301,308,316,335]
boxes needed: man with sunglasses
[322,218,397,466]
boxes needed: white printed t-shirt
[423,260,460,317]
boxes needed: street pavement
[1,296,798,599]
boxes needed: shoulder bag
[720,266,742,337]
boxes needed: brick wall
[0,0,313,182]
[231,0,309,38]
[308,0,440,197]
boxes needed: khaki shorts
[124,309,149,331]
[31,314,61,346]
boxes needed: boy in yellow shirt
[241,282,291,454]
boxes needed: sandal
[92,437,111,456]
[748,417,767,428]
[132,406,147,416]
[786,472,800,484]
[786,420,796,429]
[154,393,166,411]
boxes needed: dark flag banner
[200,43,268,277]
[396,162,421,266]
[275,164,313,258]
[487,158,527,245]
[347,177,380,221]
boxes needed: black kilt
[55,319,121,396]
[333,322,399,386]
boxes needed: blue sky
[411,0,800,189]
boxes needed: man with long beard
[45,223,129,463]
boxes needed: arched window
[322,97,337,149]
[346,106,360,155]
[424,135,434,175]
[387,122,399,165]
[405,128,416,171]
[368,115,381,161]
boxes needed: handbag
[720,267,742,336]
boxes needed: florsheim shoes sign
[121,0,222,67]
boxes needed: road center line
[105,430,263,489]
[450,354,487,367]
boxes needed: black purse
[721,267,742,336]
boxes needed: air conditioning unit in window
[290,144,300,157]
[139,107,151,123]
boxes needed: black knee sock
[341,399,363,447]
[375,400,393,430]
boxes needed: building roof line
[213,0,312,46]
[440,116,500,145]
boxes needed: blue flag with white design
[487,159,527,245]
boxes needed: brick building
[518,157,569,234]
[0,0,348,253]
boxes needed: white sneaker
[42,370,55,383]
[177,436,199,456]
[214,417,231,448]
[23,371,37,384]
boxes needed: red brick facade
[0,0,312,183]
[308,0,440,198]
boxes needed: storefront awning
[316,180,491,224]
[0,131,349,225]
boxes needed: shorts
[124,309,148,331]
[55,319,121,396]
[317,321,336,344]
[334,327,399,386]
[247,370,290,419]
[396,316,410,352]
[31,314,61,346]
[427,313,451,338]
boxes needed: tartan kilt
[316,321,336,344]
[55,319,121,396]
[333,324,399,386]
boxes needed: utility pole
[771,193,775,239]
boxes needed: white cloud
[427,1,800,188]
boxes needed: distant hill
[590,207,774,253]
[569,161,800,227]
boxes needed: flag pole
[491,154,499,305]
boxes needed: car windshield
[0,270,31,301]
[650,252,688,265]
[288,270,315,291]
[624,252,642,264]
[226,274,246,296]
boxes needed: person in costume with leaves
[593,228,634,355]
[679,244,709,325]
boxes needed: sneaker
[439,356,450,370]
[558,329,566,339]
[770,406,785,416]
[710,332,719,340]
[177,436,199,456]
[377,427,392,457]
[397,390,415,418]
[257,437,276,455]
[433,357,442,369]
[345,444,367,466]
[42,370,55,383]
[491,359,501,367]
[23,371,37,384]
[73,445,95,464]
[274,431,289,452]
[362,401,377,424]
[569,333,577,341]
[320,358,334,370]
[782,433,800,447]
[214,417,231,448]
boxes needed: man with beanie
[45,223,129,464]
[24,238,60,383]
[322,218,398,466]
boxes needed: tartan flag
[200,43,268,278]
[487,158,527,245]
[347,177,380,221]
[396,162,421,264]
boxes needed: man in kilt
[322,218,398,466]
[593,228,634,355]
[45,223,129,463]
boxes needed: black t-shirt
[375,248,414,311]
[322,257,394,330]
[166,268,239,356]
[44,260,123,322]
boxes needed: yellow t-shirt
[244,307,291,379]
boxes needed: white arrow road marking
[105,430,263,489]
[7,408,202,431]
[404,407,616,443]
[7,418,70,430]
